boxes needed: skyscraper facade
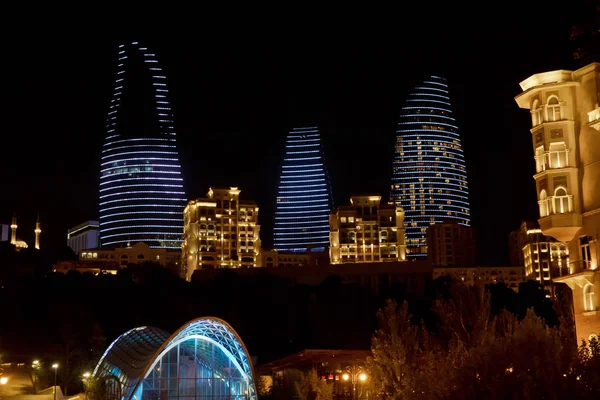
[391,76,471,259]
[99,42,186,249]
[273,127,333,252]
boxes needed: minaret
[10,213,17,245]
[34,214,41,250]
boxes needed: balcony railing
[535,149,570,172]
[568,259,593,275]
[538,195,573,217]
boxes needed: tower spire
[10,212,17,245]
[34,213,41,250]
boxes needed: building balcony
[534,149,570,172]
[538,212,582,242]
[587,105,600,131]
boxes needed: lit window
[584,284,595,312]
[546,96,561,121]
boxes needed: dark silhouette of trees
[365,278,598,399]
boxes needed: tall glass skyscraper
[273,127,333,252]
[99,42,186,249]
[390,76,470,259]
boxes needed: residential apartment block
[329,195,407,264]
[182,187,262,280]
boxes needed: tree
[366,278,583,399]
[255,375,273,400]
[294,369,333,400]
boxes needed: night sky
[1,4,595,265]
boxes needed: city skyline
[0,4,592,264]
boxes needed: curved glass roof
[92,326,170,398]
[92,317,257,400]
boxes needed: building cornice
[515,81,580,109]
[533,167,577,180]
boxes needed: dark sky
[0,4,595,264]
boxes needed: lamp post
[52,364,59,400]
[342,365,367,400]
[32,360,40,394]
[82,372,90,400]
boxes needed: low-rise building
[53,259,119,275]
[67,220,99,255]
[53,242,180,274]
[80,242,180,268]
[262,246,329,268]
[433,265,526,292]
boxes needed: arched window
[549,142,567,168]
[532,99,542,125]
[535,145,546,172]
[546,96,561,121]
[553,187,571,214]
[584,284,595,312]
[539,190,549,217]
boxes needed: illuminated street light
[0,377,8,385]
[82,372,91,400]
[342,365,367,400]
[52,364,59,400]
[32,360,41,394]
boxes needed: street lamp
[52,364,59,400]
[82,372,91,399]
[32,360,40,394]
[342,365,367,400]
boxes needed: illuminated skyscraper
[99,42,186,249]
[391,76,470,259]
[273,126,333,252]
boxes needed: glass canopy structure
[92,317,257,400]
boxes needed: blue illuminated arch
[92,318,257,400]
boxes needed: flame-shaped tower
[390,76,471,259]
[99,42,186,249]
[273,126,334,252]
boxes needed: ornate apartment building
[182,187,262,280]
[515,62,600,342]
[329,195,407,264]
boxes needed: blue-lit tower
[273,127,333,252]
[390,76,470,259]
[99,42,186,249]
